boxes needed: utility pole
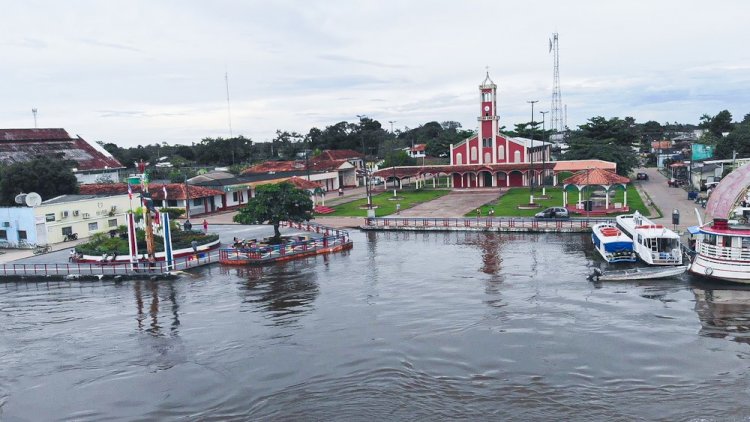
[540,110,549,196]
[527,100,538,204]
[388,120,398,197]
[357,115,372,210]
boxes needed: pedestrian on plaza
[476,208,481,218]
[202,219,208,233]
[396,203,401,214]
[489,207,495,217]
[338,187,344,197]
[183,220,192,231]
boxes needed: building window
[45,213,56,222]
[233,191,239,202]
[470,146,477,161]
[482,138,492,148]
[18,230,27,240]
[498,145,505,160]
[514,150,521,163]
[88,222,98,232]
[455,153,463,165]
[484,152,492,163]
[108,219,118,228]
[167,200,178,207]
[0,230,6,240]
[62,227,73,236]
[704,234,716,246]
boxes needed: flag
[163,185,168,201]
[128,183,132,200]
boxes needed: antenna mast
[225,70,233,137]
[32,108,38,128]
[549,33,564,133]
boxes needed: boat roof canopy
[706,162,750,220]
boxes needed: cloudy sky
[3,0,750,147]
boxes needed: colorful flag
[163,185,168,201]
[127,183,132,200]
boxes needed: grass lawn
[466,185,651,217]
[321,189,451,217]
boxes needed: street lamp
[527,100,538,204]
[539,110,548,196]
[357,114,372,209]
[388,120,398,197]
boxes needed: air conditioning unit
[2,222,9,228]
[72,210,80,217]
[61,210,69,218]
[82,213,90,219]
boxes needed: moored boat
[616,211,682,265]
[689,163,750,283]
[591,222,637,263]
[588,265,687,282]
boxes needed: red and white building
[448,72,552,188]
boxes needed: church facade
[448,73,551,188]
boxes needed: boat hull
[220,241,353,266]
[591,223,637,263]
[689,254,750,284]
[591,265,687,281]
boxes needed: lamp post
[388,120,398,197]
[357,114,372,209]
[539,110,548,196]
[527,100,538,204]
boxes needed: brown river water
[2,231,750,421]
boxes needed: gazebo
[562,168,631,214]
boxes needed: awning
[687,226,701,234]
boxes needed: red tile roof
[308,159,350,172]
[317,149,363,160]
[553,160,616,172]
[288,176,322,190]
[80,183,223,200]
[651,140,673,150]
[562,168,630,185]
[0,128,124,171]
[241,161,305,174]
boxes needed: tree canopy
[563,116,639,176]
[0,155,79,205]
[233,182,313,243]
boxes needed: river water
[2,230,750,421]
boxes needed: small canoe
[588,265,688,282]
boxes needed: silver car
[534,207,569,219]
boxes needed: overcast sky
[3,0,749,147]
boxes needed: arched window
[455,153,463,165]
[484,152,491,163]
[498,145,505,160]
[514,150,521,163]
[470,146,477,161]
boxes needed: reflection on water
[235,260,320,327]
[133,279,181,336]
[692,281,750,344]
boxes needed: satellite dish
[14,193,27,205]
[25,192,42,207]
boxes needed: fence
[0,249,220,278]
[362,217,614,231]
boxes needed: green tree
[0,155,79,205]
[382,150,416,167]
[699,110,733,137]
[563,116,640,176]
[233,182,313,243]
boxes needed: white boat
[591,222,637,263]
[689,163,750,283]
[616,211,682,265]
[588,265,687,282]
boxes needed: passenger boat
[616,211,682,265]
[689,163,750,283]
[591,222,637,263]
[588,265,687,282]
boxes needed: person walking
[202,219,208,233]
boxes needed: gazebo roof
[563,168,630,186]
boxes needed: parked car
[534,207,569,219]
[636,172,649,180]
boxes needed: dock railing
[362,217,613,231]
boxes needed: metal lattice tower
[549,33,564,133]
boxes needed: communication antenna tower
[549,33,564,133]
[32,108,38,128]
[225,70,233,137]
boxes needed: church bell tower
[478,71,499,164]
